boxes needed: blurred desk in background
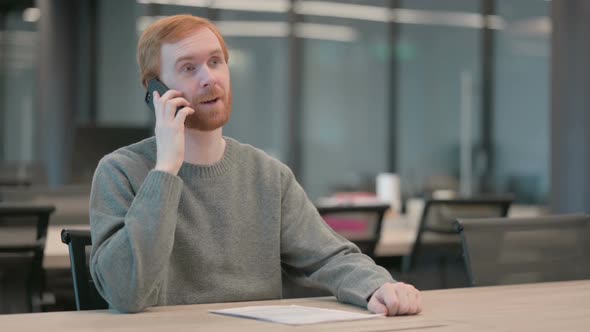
[42,202,548,269]
[317,202,389,258]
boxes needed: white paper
[209,305,384,326]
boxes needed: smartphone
[145,79,183,115]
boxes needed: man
[89,14,421,316]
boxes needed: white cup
[376,173,401,212]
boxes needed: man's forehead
[161,27,222,61]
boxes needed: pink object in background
[323,216,368,233]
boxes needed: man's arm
[89,159,183,313]
[89,89,195,313]
[278,166,421,315]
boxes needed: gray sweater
[89,136,394,313]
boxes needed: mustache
[194,85,224,103]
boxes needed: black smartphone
[145,79,183,115]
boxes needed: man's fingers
[407,289,418,314]
[398,284,421,315]
[396,285,413,315]
[174,107,195,125]
[155,90,184,120]
[367,291,388,315]
[159,89,183,101]
[163,97,190,121]
[415,289,423,314]
[370,282,423,316]
[382,287,400,316]
[153,91,161,121]
[406,284,422,315]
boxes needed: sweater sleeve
[278,166,395,308]
[89,155,183,313]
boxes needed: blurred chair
[0,203,55,313]
[317,203,389,259]
[60,229,108,310]
[456,214,590,287]
[402,198,512,288]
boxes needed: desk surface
[1,280,589,331]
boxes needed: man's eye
[183,65,195,72]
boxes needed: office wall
[397,0,481,197]
[218,10,290,162]
[301,13,390,199]
[551,0,590,214]
[1,12,36,163]
[96,0,149,126]
[493,0,550,204]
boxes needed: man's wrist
[154,164,180,175]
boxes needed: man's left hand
[367,282,422,316]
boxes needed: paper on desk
[209,305,384,326]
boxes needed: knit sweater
[89,136,394,313]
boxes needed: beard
[184,84,232,131]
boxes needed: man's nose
[198,66,214,88]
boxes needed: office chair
[401,197,512,288]
[0,203,54,313]
[61,229,108,310]
[317,203,389,259]
[456,214,590,287]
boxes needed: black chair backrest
[0,203,54,313]
[403,197,512,272]
[456,214,590,287]
[61,229,108,310]
[317,203,389,259]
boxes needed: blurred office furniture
[317,203,390,259]
[0,203,55,313]
[0,178,32,188]
[456,214,590,287]
[60,229,108,311]
[0,184,91,225]
[402,197,512,288]
[70,126,151,183]
[0,162,46,190]
[45,226,89,270]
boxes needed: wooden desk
[1,280,588,331]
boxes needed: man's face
[160,27,232,131]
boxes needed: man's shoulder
[226,137,290,174]
[97,136,156,173]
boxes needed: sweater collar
[178,137,236,179]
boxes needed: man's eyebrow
[174,55,194,66]
[209,48,224,57]
[174,49,224,66]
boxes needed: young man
[89,15,421,315]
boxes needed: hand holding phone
[145,79,185,115]
[145,78,194,175]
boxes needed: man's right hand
[153,90,195,175]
